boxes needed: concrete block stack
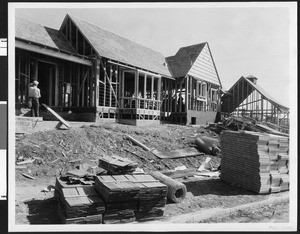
[220,130,289,194]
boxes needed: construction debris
[149,171,187,203]
[162,168,196,179]
[207,115,289,137]
[195,137,220,156]
[220,131,289,194]
[21,173,35,180]
[98,155,138,174]
[16,158,35,165]
[152,148,203,159]
[125,135,152,151]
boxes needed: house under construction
[221,75,289,128]
[18,14,286,127]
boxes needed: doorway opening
[37,61,56,106]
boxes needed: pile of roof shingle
[94,175,139,224]
[94,174,168,223]
[55,177,105,224]
[98,155,138,175]
[220,131,289,194]
[55,155,168,224]
[126,174,168,221]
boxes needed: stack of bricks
[220,130,289,194]
[55,178,105,224]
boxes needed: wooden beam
[144,74,147,99]
[185,76,188,112]
[151,75,154,100]
[75,27,78,52]
[109,65,113,107]
[100,59,119,107]
[79,69,89,94]
[94,58,101,107]
[16,41,92,66]
[261,95,264,121]
[42,104,71,128]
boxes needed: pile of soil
[15,123,220,184]
[14,122,290,225]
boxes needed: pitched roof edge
[206,43,222,88]
[242,76,289,111]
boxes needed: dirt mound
[15,123,220,184]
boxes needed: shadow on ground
[25,197,61,224]
[183,178,257,197]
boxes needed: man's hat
[33,80,39,85]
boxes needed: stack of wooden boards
[220,131,289,194]
[55,177,105,224]
[98,155,138,174]
[94,174,167,223]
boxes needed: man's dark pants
[31,98,39,117]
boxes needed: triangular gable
[187,43,221,87]
[221,76,289,113]
[60,14,171,77]
[166,43,206,78]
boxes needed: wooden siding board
[187,44,220,85]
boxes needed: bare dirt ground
[14,122,290,224]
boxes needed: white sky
[14,2,297,108]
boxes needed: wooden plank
[125,135,151,151]
[162,168,196,179]
[16,41,92,66]
[152,147,204,159]
[41,104,71,128]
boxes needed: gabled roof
[221,76,289,113]
[166,43,206,78]
[62,14,172,77]
[15,17,76,54]
[244,77,289,111]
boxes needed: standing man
[28,80,41,117]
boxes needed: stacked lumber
[55,178,105,224]
[98,155,138,174]
[94,175,140,224]
[220,131,289,194]
[124,174,168,221]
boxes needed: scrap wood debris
[98,155,138,175]
[206,115,289,137]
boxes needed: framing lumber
[100,59,119,107]
[162,168,196,179]
[79,70,88,94]
[42,104,71,128]
[125,135,151,151]
[152,148,204,159]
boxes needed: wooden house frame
[221,76,289,127]
[15,14,223,126]
[165,42,222,125]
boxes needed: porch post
[95,58,100,108]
